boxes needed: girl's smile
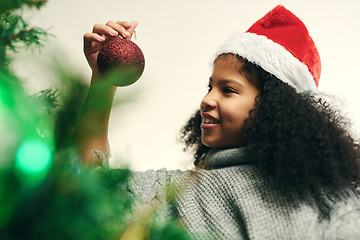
[200,54,261,148]
[200,112,220,129]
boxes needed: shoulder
[322,194,360,239]
[174,166,324,239]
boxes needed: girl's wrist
[90,69,101,83]
[90,71,117,91]
[88,72,117,106]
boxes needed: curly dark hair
[180,54,360,215]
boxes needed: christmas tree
[0,1,187,239]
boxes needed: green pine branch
[0,4,48,68]
[0,0,48,13]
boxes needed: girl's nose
[200,91,217,111]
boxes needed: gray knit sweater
[109,148,360,239]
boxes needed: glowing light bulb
[15,139,52,178]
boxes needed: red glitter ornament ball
[97,38,145,86]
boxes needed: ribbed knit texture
[114,148,360,239]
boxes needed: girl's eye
[207,84,212,92]
[223,87,236,94]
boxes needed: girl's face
[200,55,260,148]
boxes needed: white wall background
[12,0,360,171]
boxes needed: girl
[75,5,360,240]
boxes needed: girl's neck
[198,147,252,170]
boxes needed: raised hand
[83,21,138,77]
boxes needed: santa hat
[215,5,321,92]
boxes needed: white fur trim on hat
[215,32,316,92]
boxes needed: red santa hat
[215,5,321,92]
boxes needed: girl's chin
[201,138,222,148]
[201,138,245,149]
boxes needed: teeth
[202,117,219,124]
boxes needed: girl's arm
[74,20,138,166]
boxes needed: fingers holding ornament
[115,20,138,39]
[83,23,119,60]
[92,23,120,40]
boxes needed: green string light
[15,139,52,184]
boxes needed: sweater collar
[201,147,253,169]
